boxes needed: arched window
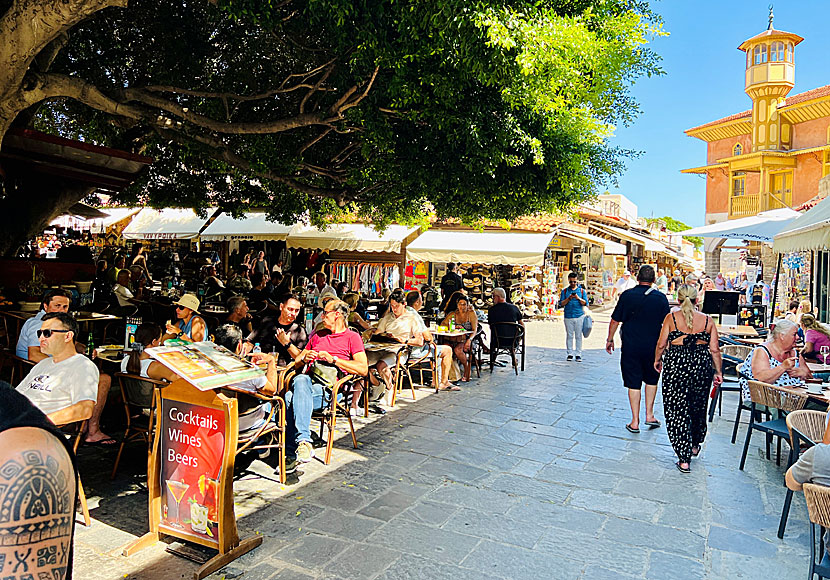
[754,44,768,65]
[770,41,785,62]
[733,143,743,156]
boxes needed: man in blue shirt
[560,272,588,361]
[16,289,71,358]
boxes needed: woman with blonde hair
[797,299,814,324]
[343,292,370,331]
[654,284,723,473]
[800,313,830,362]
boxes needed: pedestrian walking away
[653,284,723,473]
[560,271,588,361]
[606,265,670,433]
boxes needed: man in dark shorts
[606,265,669,433]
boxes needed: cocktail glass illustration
[165,479,190,529]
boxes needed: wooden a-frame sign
[122,378,261,579]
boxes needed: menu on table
[147,341,265,391]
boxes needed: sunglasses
[37,329,71,338]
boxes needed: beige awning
[286,223,419,253]
[122,208,214,240]
[406,230,554,266]
[774,196,830,252]
[200,212,292,241]
[559,230,626,255]
[591,223,669,253]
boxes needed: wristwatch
[177,331,184,338]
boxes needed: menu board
[159,398,225,545]
[147,342,265,391]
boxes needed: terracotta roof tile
[686,84,830,133]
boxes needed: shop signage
[549,238,562,248]
[142,233,180,240]
[159,399,226,545]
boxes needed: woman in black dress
[654,284,723,473]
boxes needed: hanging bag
[579,286,593,337]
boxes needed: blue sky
[609,0,829,227]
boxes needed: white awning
[122,208,213,240]
[286,223,419,253]
[774,197,830,252]
[591,223,668,253]
[200,212,292,241]
[406,230,555,266]
[681,208,800,242]
[559,230,626,255]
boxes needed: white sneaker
[296,441,315,463]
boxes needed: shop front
[199,212,293,275]
[556,229,626,306]
[405,229,555,316]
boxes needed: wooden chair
[713,344,751,423]
[803,483,830,579]
[235,390,288,483]
[488,322,525,375]
[310,372,362,465]
[386,345,410,407]
[399,342,437,401]
[778,410,827,539]
[111,372,170,479]
[739,380,808,471]
[9,354,34,386]
[58,415,93,527]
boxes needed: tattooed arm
[0,427,76,580]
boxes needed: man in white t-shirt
[613,271,636,301]
[16,313,99,427]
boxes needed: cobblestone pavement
[74,311,812,579]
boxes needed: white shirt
[615,277,636,294]
[376,308,420,342]
[17,354,99,417]
[113,283,134,307]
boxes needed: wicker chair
[714,344,751,424]
[312,373,362,465]
[402,341,437,397]
[778,410,828,539]
[739,380,808,471]
[803,482,830,579]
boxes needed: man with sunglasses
[16,313,100,428]
[286,299,367,463]
[17,290,114,445]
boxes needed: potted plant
[18,263,46,312]
[72,269,94,294]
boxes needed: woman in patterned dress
[654,284,723,473]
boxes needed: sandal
[438,383,461,391]
[625,424,639,434]
[675,461,691,474]
[691,446,701,457]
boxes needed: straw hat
[174,293,201,313]
[319,290,338,304]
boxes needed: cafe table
[717,325,759,337]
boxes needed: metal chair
[469,325,487,378]
[400,341,437,399]
[803,482,830,579]
[739,380,808,471]
[778,410,827,538]
[488,322,525,375]
[111,372,169,479]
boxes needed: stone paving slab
[71,313,816,578]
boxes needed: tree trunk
[0,171,95,256]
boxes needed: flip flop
[645,419,662,428]
[439,384,461,391]
[675,461,691,474]
[625,424,639,434]
[84,437,118,446]
[691,446,701,457]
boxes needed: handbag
[308,361,339,387]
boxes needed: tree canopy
[0,0,664,254]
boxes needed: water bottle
[252,343,262,354]
[305,310,314,334]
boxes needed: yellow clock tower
[738,9,803,152]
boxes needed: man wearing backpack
[439,263,463,312]
[560,272,588,362]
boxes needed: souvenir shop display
[404,261,429,291]
[460,265,495,310]
[540,265,560,318]
[327,261,400,296]
[777,251,810,311]
[585,271,605,306]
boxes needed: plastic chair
[111,372,170,479]
[803,483,830,579]
[488,322,525,375]
[739,380,808,471]
[778,410,827,539]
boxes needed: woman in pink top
[801,314,830,362]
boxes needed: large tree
[0,0,663,255]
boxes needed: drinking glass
[821,345,829,367]
[165,480,189,529]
